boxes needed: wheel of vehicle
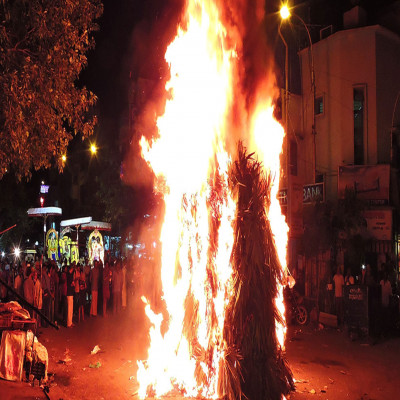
[295,305,308,325]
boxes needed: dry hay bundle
[219,142,294,400]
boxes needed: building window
[315,173,324,183]
[353,86,365,165]
[315,96,324,115]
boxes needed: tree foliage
[302,200,335,258]
[302,188,369,271]
[0,0,103,179]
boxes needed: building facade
[288,7,400,301]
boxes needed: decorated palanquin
[59,228,72,262]
[87,229,104,263]
[46,229,58,260]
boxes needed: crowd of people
[332,262,397,334]
[0,256,133,328]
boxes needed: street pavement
[286,323,400,400]
[1,300,399,400]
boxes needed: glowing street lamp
[280,4,290,20]
[279,3,316,182]
[90,143,97,155]
[14,247,20,258]
[279,3,317,274]
[61,154,67,163]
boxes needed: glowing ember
[137,0,289,398]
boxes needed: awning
[60,217,92,228]
[27,207,62,217]
[60,217,111,232]
[81,221,112,232]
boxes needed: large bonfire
[137,0,293,399]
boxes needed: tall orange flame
[138,0,289,397]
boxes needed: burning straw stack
[219,143,294,400]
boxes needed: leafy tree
[332,188,370,271]
[302,200,334,259]
[303,188,368,266]
[302,189,369,310]
[302,187,370,302]
[0,0,103,179]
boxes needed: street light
[280,4,290,20]
[90,143,97,155]
[278,7,292,274]
[279,4,316,182]
[14,247,20,258]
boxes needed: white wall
[299,25,400,202]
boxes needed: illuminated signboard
[40,185,49,194]
[278,182,324,206]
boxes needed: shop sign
[363,209,392,241]
[303,182,324,204]
[278,182,324,206]
[338,165,390,204]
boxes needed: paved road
[286,324,400,400]
[1,302,399,400]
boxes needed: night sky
[80,0,183,146]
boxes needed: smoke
[123,0,281,314]
[217,0,279,157]
[124,0,279,189]
[122,0,185,189]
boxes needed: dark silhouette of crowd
[0,256,135,329]
[332,261,399,336]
